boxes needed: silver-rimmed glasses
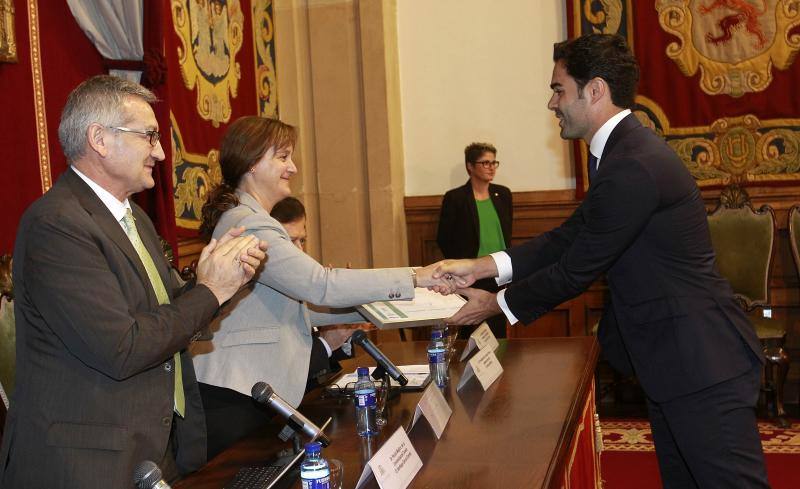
[108,126,161,146]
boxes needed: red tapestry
[0,0,105,254]
[567,1,800,196]
[167,0,278,237]
[0,0,278,256]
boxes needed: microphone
[350,330,408,386]
[133,461,171,489]
[251,382,331,447]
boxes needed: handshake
[413,256,503,325]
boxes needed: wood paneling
[177,237,205,270]
[405,184,800,403]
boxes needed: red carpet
[600,419,800,488]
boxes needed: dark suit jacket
[502,114,762,402]
[0,169,219,488]
[437,181,512,292]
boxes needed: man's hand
[414,263,458,294]
[196,226,268,304]
[319,323,370,351]
[445,288,501,325]
[429,256,499,294]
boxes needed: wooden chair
[707,185,789,427]
[787,204,800,417]
[0,254,14,441]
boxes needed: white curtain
[66,0,144,82]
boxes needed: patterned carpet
[599,419,800,488]
[601,419,800,454]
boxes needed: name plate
[409,382,452,439]
[355,427,423,489]
[457,347,503,391]
[458,321,500,361]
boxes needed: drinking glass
[328,458,344,489]
[375,378,388,427]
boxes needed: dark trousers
[201,339,341,460]
[199,383,272,460]
[647,362,770,488]
[158,424,180,484]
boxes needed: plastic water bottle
[433,324,451,353]
[428,329,449,387]
[300,441,330,489]
[354,367,378,436]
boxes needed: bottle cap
[357,366,369,376]
[431,330,443,339]
[305,441,322,454]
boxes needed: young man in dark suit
[436,143,512,338]
[433,34,769,488]
[0,76,267,488]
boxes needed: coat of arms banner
[168,0,278,232]
[568,0,800,194]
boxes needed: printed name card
[409,382,452,439]
[457,347,503,391]
[459,321,500,361]
[355,427,423,489]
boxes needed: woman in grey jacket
[192,116,448,457]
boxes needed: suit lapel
[488,183,503,213]
[463,181,480,238]
[235,190,292,238]
[63,170,157,304]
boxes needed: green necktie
[121,209,185,417]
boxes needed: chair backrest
[789,205,800,282]
[707,186,776,310]
[0,254,13,439]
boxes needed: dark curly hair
[464,142,497,174]
[271,196,306,224]
[553,34,639,109]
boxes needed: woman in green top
[437,142,513,338]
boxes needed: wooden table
[176,337,600,489]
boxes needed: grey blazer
[191,191,414,407]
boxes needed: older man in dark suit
[434,35,769,488]
[0,75,267,488]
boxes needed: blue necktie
[588,153,599,184]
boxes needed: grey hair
[58,75,157,163]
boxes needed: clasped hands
[419,257,502,326]
[197,227,268,305]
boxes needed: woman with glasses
[436,142,512,339]
[192,116,452,458]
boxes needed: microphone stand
[277,417,334,456]
[371,365,401,400]
[372,366,398,427]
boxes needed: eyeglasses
[473,160,500,169]
[108,126,161,146]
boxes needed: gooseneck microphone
[350,330,409,386]
[133,460,171,489]
[251,382,331,447]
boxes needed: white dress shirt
[492,109,632,324]
[71,166,132,231]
